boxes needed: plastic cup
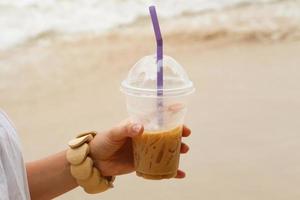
[121,55,194,180]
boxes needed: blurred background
[1,0,300,199]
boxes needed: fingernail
[132,124,142,134]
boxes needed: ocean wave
[0,0,295,50]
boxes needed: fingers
[177,127,190,179]
[108,121,144,142]
[175,170,186,179]
[180,143,189,154]
[181,126,191,153]
[182,125,191,137]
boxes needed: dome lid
[121,55,194,97]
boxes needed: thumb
[108,121,143,142]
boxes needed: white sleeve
[0,111,31,200]
[0,152,10,200]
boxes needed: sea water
[0,0,292,50]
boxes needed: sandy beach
[1,1,300,199]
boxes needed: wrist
[88,134,98,160]
[88,137,101,170]
[66,131,115,194]
[88,137,110,177]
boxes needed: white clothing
[0,110,31,200]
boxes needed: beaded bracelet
[66,131,115,194]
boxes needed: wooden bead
[83,178,111,194]
[77,167,101,188]
[70,157,93,180]
[66,143,89,165]
[68,134,93,149]
[76,131,97,138]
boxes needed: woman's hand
[26,120,191,200]
[89,120,191,178]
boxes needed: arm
[26,121,190,200]
[26,150,78,200]
[25,121,144,199]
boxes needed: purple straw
[149,5,164,126]
[149,5,163,96]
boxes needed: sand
[1,3,300,199]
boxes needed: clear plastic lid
[121,55,194,97]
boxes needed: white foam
[0,0,281,50]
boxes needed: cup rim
[120,80,195,98]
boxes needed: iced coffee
[133,126,182,180]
